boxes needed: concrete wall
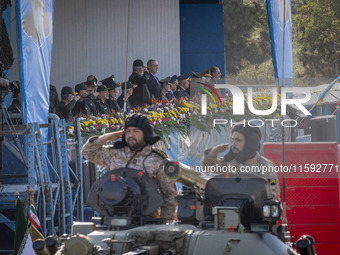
[10,0,181,95]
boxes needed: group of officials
[8,59,222,122]
[54,59,222,122]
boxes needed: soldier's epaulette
[152,148,167,159]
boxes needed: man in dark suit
[146,59,161,102]
[129,59,150,107]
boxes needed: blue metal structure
[0,119,83,253]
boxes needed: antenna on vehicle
[281,0,288,226]
[123,0,131,121]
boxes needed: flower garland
[67,90,280,143]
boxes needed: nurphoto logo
[199,84,312,128]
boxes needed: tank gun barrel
[163,159,210,189]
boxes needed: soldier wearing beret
[202,123,280,200]
[94,85,109,117]
[117,81,137,112]
[55,86,77,122]
[82,114,178,223]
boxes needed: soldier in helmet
[202,123,280,200]
[82,114,178,223]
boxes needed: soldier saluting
[82,114,178,223]
[202,123,280,200]
[72,83,96,118]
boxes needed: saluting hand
[106,130,125,141]
[93,129,125,144]
[207,143,229,158]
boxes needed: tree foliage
[294,0,340,77]
[223,0,340,79]
[223,0,273,79]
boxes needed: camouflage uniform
[202,150,280,200]
[82,137,178,219]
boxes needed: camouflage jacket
[202,149,280,200]
[82,137,178,219]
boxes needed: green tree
[223,0,273,79]
[295,0,340,77]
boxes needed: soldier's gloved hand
[207,144,229,158]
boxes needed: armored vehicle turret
[45,159,315,255]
